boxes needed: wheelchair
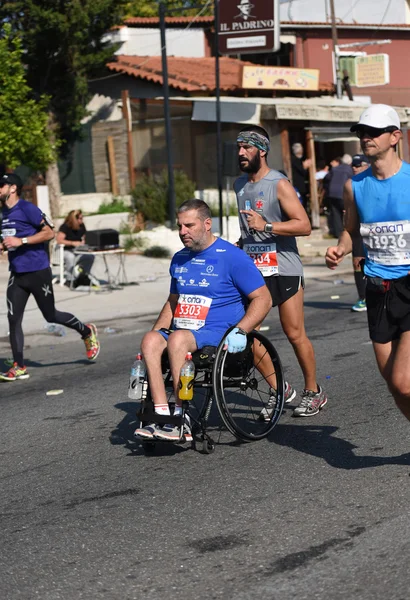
[136,326,285,454]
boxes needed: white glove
[223,327,247,353]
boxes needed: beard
[238,151,261,173]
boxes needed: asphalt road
[1,277,409,600]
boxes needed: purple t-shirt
[1,199,50,273]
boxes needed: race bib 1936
[174,294,212,330]
[243,243,278,276]
[360,220,410,265]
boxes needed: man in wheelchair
[134,199,272,442]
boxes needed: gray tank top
[234,170,303,277]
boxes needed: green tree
[0,24,55,171]
[125,1,213,18]
[0,0,129,154]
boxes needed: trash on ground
[46,389,64,396]
[333,280,345,285]
[260,326,270,331]
[330,295,340,299]
[44,324,66,337]
[104,327,117,334]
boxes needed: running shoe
[154,422,183,442]
[0,363,30,381]
[83,323,100,361]
[259,381,296,421]
[351,299,367,312]
[293,385,328,417]
[4,358,14,367]
[134,423,161,439]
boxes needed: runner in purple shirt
[0,173,100,381]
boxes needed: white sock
[154,404,170,415]
[173,405,182,416]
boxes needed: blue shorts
[157,327,226,350]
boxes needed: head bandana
[237,131,270,153]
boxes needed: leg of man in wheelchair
[134,329,198,443]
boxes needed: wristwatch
[264,223,273,234]
[22,238,28,245]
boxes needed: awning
[307,126,357,142]
[192,100,261,125]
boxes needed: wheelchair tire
[212,330,285,441]
[202,438,215,454]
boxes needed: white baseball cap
[350,104,401,132]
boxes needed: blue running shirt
[1,199,50,273]
[169,237,264,332]
[352,162,410,279]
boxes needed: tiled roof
[281,20,410,29]
[124,16,214,26]
[107,55,253,92]
[107,55,334,93]
[123,16,410,30]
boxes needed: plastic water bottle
[128,354,146,400]
[178,352,195,401]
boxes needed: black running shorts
[264,275,304,308]
[366,275,410,343]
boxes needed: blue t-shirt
[169,237,264,333]
[1,199,50,273]
[352,162,410,279]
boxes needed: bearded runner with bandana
[0,173,100,381]
[234,125,328,418]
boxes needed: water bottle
[178,352,195,401]
[128,353,146,400]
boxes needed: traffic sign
[218,0,280,55]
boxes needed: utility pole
[214,0,224,237]
[159,2,176,228]
[329,0,342,99]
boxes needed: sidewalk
[0,230,350,344]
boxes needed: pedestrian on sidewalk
[325,154,353,238]
[326,104,410,425]
[291,142,311,210]
[56,209,95,285]
[0,173,100,381]
[234,125,328,418]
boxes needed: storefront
[190,96,409,226]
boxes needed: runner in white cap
[326,104,410,424]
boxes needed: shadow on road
[0,356,90,368]
[110,401,189,457]
[304,300,354,310]
[268,423,410,469]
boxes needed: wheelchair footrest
[137,404,183,426]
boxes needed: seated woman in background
[56,210,95,283]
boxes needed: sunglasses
[356,126,398,139]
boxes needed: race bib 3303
[174,294,212,330]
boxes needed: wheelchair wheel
[212,330,285,441]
